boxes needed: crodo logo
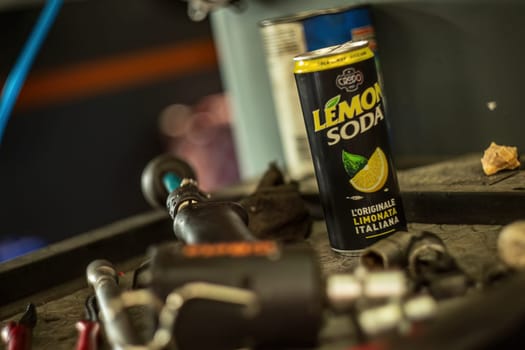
[336,68,364,92]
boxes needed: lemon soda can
[294,41,406,255]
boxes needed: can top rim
[293,40,369,61]
[258,5,367,27]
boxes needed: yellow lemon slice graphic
[350,147,389,193]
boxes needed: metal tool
[406,232,448,278]
[141,154,195,210]
[142,154,256,243]
[1,303,37,350]
[359,231,447,273]
[326,267,407,312]
[86,260,140,348]
[167,178,256,243]
[122,154,431,348]
[87,258,260,350]
[357,294,437,337]
[361,230,471,298]
[360,231,414,269]
[139,242,414,349]
[407,233,471,299]
[75,295,100,350]
[89,251,416,350]
[146,241,323,349]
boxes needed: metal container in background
[294,41,406,255]
[259,6,378,179]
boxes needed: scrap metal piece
[357,295,437,337]
[360,231,414,269]
[86,259,141,348]
[498,220,525,269]
[326,268,407,312]
[360,230,449,275]
[361,231,472,298]
[481,142,520,176]
[407,232,472,298]
[407,232,447,279]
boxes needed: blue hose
[0,0,63,144]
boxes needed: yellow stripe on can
[294,42,374,74]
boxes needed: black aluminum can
[294,41,406,255]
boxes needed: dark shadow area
[0,0,223,260]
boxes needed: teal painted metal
[162,172,181,193]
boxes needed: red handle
[75,320,100,350]
[1,322,32,350]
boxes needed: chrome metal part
[86,260,141,348]
[498,220,525,269]
[326,268,407,312]
[358,295,437,337]
[86,260,259,350]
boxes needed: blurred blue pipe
[0,0,63,145]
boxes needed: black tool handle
[173,201,255,243]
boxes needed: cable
[0,0,63,145]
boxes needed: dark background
[0,0,223,250]
[2,0,524,260]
